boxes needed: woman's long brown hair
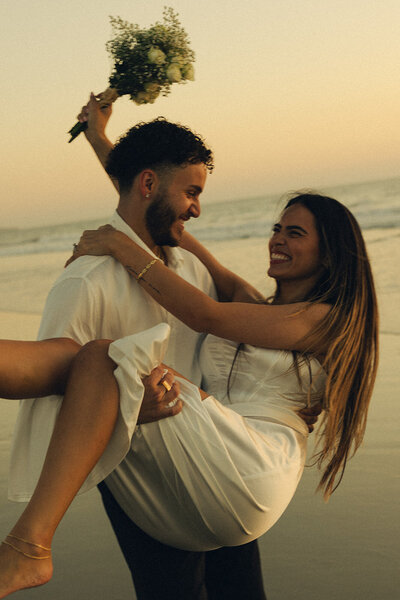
[281,193,379,499]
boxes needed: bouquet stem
[68,87,119,143]
[68,121,88,143]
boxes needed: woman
[0,193,378,598]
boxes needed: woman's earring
[145,193,150,198]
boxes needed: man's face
[145,163,207,247]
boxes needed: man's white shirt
[8,211,216,501]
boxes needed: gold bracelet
[136,258,158,281]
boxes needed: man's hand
[138,366,183,424]
[77,92,119,191]
[297,403,323,433]
[77,92,112,144]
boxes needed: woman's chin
[268,265,287,279]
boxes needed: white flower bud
[181,64,195,81]
[145,82,161,94]
[169,54,185,66]
[98,87,119,105]
[134,91,153,105]
[166,63,182,83]
[148,46,166,65]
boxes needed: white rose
[148,46,166,65]
[166,64,182,83]
[182,64,195,81]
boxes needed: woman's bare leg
[0,338,80,399]
[0,339,119,598]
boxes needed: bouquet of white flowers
[68,7,195,142]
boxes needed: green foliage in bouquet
[68,7,195,142]
[107,6,195,104]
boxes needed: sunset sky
[2,0,400,227]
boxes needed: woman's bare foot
[0,538,53,598]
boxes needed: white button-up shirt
[8,212,216,501]
[38,211,216,383]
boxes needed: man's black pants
[98,481,266,600]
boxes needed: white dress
[9,324,326,551]
[105,324,326,550]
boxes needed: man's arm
[78,96,263,305]
[77,93,119,192]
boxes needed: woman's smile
[269,251,291,265]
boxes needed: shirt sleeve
[37,276,98,344]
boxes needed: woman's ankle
[3,536,51,560]
[8,525,53,553]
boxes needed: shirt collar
[108,211,184,269]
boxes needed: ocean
[1,176,400,258]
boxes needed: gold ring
[161,379,172,392]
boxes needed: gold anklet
[6,534,51,552]
[2,540,51,560]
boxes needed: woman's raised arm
[180,232,265,304]
[72,227,330,353]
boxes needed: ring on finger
[161,379,172,392]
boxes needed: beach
[0,224,399,598]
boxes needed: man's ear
[139,169,157,200]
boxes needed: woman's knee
[72,339,114,373]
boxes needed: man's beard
[145,189,179,247]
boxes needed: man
[10,95,267,599]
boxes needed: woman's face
[268,203,324,284]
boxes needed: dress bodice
[199,334,326,435]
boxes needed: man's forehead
[172,162,207,186]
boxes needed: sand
[0,236,399,599]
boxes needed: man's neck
[116,206,166,262]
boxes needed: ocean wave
[1,177,399,257]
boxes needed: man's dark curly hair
[106,117,214,192]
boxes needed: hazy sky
[2,0,400,227]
